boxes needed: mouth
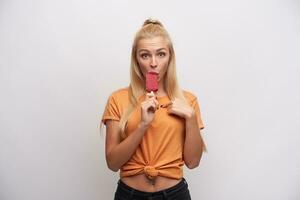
[148,71,159,75]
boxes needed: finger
[166,106,174,114]
[161,101,173,108]
[148,103,157,112]
[151,99,159,110]
[167,107,178,116]
[143,100,158,112]
[145,97,157,106]
[153,99,159,107]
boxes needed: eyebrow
[138,48,167,53]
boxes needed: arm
[105,120,148,172]
[183,112,205,169]
[105,92,158,172]
[167,98,205,169]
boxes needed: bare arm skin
[105,93,158,171]
[167,98,205,169]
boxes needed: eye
[140,53,150,59]
[158,52,166,57]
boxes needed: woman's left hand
[165,98,195,119]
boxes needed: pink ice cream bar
[146,71,159,92]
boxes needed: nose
[150,56,158,68]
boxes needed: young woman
[102,19,206,200]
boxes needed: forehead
[137,36,169,51]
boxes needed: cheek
[160,57,170,70]
[138,59,147,68]
[137,59,148,75]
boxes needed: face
[136,36,170,82]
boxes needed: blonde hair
[119,18,186,136]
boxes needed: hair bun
[142,18,163,27]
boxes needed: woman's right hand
[140,92,158,127]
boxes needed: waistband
[117,178,188,198]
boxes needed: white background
[1,0,300,199]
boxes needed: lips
[148,71,159,75]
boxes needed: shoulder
[109,87,129,99]
[182,90,198,103]
[106,87,130,105]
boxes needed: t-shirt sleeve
[101,94,121,125]
[190,97,205,130]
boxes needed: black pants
[114,178,192,200]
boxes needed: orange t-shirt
[101,87,204,180]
